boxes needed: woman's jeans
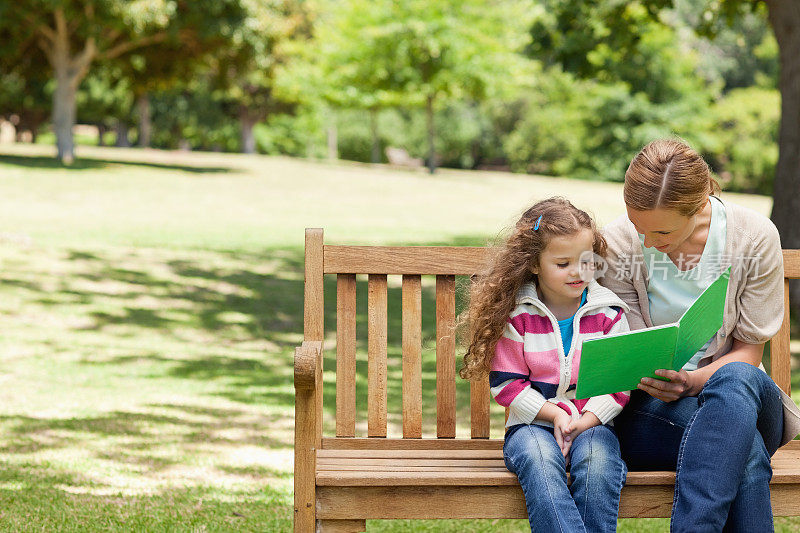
[503,423,627,533]
[615,362,784,533]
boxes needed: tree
[310,0,533,173]
[0,47,51,142]
[668,0,778,92]
[148,79,240,151]
[762,0,800,270]
[76,63,134,146]
[205,0,312,154]
[526,3,715,180]
[0,0,247,164]
[528,0,800,309]
[115,32,227,149]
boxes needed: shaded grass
[0,243,297,531]
[0,153,235,174]
[0,464,289,532]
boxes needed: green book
[575,266,730,399]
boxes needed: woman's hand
[638,369,699,402]
[552,410,574,457]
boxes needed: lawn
[0,143,795,532]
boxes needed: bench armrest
[295,340,322,391]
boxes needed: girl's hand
[552,411,573,457]
[566,411,601,442]
[638,369,698,402]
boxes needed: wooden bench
[294,228,800,532]
[384,146,424,169]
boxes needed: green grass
[0,142,794,531]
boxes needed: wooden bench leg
[316,519,366,532]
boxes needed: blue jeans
[503,423,627,532]
[614,362,784,533]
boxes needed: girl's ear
[530,263,539,275]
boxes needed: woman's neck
[669,199,713,269]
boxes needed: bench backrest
[304,228,800,441]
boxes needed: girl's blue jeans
[614,362,784,533]
[503,422,627,533]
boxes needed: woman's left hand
[638,369,698,402]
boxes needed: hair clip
[534,214,543,231]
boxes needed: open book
[575,267,730,399]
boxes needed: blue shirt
[557,289,588,357]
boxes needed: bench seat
[315,441,800,521]
[317,441,800,487]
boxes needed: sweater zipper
[529,297,617,397]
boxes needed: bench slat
[402,275,423,438]
[436,275,457,438]
[305,229,325,340]
[316,447,800,486]
[784,249,800,279]
[322,437,502,450]
[773,279,792,394]
[319,465,511,472]
[324,245,489,275]
[471,375,491,439]
[319,449,502,459]
[368,275,388,437]
[305,229,325,455]
[318,459,505,468]
[323,247,800,277]
[315,485,687,519]
[317,484,800,518]
[316,470,697,486]
[318,470,519,486]
[336,274,357,437]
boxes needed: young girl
[460,197,631,533]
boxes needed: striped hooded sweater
[490,279,631,428]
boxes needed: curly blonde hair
[459,197,606,380]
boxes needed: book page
[674,267,730,370]
[576,325,679,399]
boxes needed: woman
[600,139,800,532]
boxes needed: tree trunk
[45,9,96,165]
[766,0,800,316]
[369,108,381,164]
[137,93,152,148]
[97,123,106,146]
[53,61,77,164]
[426,95,436,174]
[240,107,257,154]
[115,121,131,147]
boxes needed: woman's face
[626,206,696,254]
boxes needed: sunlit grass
[0,143,792,531]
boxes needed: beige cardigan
[600,197,800,446]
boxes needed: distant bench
[293,228,800,532]
[384,147,423,169]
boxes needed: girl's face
[531,229,595,306]
[625,206,696,254]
